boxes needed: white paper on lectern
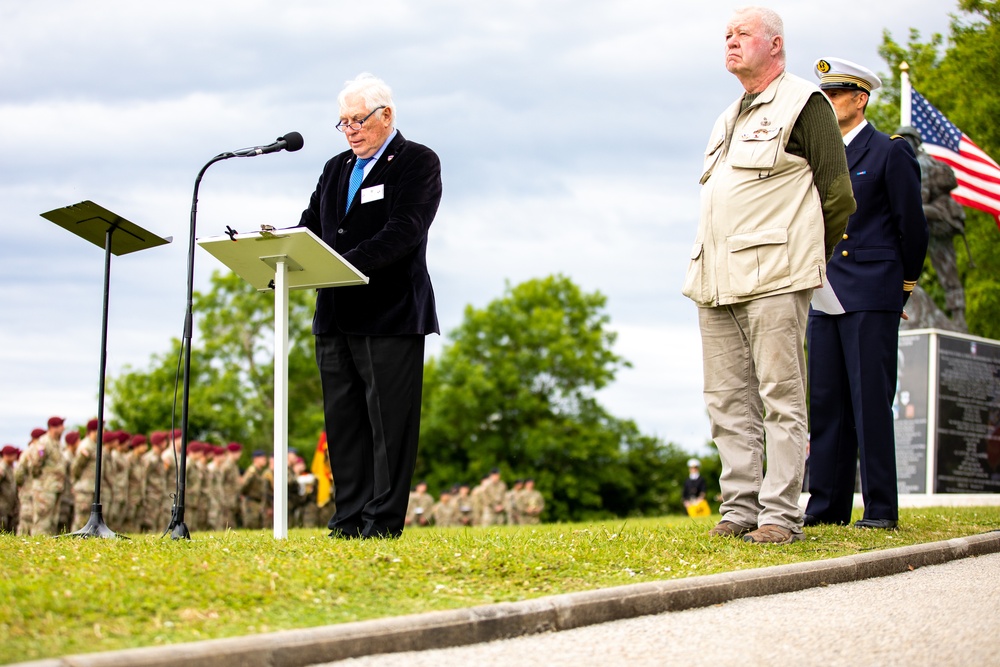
[197,227,368,291]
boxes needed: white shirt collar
[843,119,868,146]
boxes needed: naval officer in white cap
[803,57,929,531]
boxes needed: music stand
[198,227,367,538]
[40,200,172,538]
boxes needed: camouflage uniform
[70,436,99,531]
[214,454,241,530]
[405,487,435,527]
[430,492,458,527]
[455,486,474,526]
[185,453,204,531]
[25,435,66,535]
[239,463,269,530]
[480,475,507,526]
[469,482,485,526]
[0,456,19,533]
[58,447,75,533]
[517,484,545,525]
[99,440,117,527]
[107,440,130,527]
[197,455,213,531]
[124,447,147,532]
[505,481,524,526]
[262,467,275,529]
[15,453,34,536]
[141,446,167,532]
[289,469,318,529]
[162,446,177,519]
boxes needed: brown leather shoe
[742,524,805,544]
[708,520,754,538]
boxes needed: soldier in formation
[0,445,21,533]
[8,415,336,535]
[405,470,546,527]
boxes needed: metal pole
[273,258,289,539]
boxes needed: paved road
[320,551,1000,667]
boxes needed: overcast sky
[0,0,953,453]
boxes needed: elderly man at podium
[298,72,442,540]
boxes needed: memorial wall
[894,330,1000,494]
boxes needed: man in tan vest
[682,6,855,544]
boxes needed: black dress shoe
[854,518,898,530]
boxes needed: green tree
[108,270,325,458]
[417,274,692,521]
[872,0,1000,338]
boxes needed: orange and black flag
[311,432,333,508]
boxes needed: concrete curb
[18,531,1000,667]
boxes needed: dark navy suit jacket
[299,132,442,336]
[818,123,928,314]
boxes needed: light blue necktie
[346,157,374,213]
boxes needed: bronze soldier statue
[896,125,969,332]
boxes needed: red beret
[226,442,242,452]
[150,431,167,446]
[65,431,81,446]
[130,434,148,448]
[31,428,45,440]
[48,416,65,428]
[1,445,17,457]
[87,419,100,432]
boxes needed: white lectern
[198,227,368,538]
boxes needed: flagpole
[900,61,911,126]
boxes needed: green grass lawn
[3,507,998,664]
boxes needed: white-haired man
[682,7,855,544]
[298,73,442,539]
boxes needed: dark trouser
[805,311,900,523]
[315,334,425,539]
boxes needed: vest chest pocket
[727,127,783,172]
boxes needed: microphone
[230,132,304,157]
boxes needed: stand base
[170,522,191,540]
[59,505,125,539]
[165,506,192,540]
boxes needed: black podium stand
[40,200,172,538]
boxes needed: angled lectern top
[197,227,368,291]
[40,200,172,255]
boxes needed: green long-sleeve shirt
[743,91,856,261]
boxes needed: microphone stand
[166,152,234,540]
[164,133,301,540]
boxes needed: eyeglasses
[335,106,386,133]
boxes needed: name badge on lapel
[361,184,385,204]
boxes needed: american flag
[911,88,1000,225]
